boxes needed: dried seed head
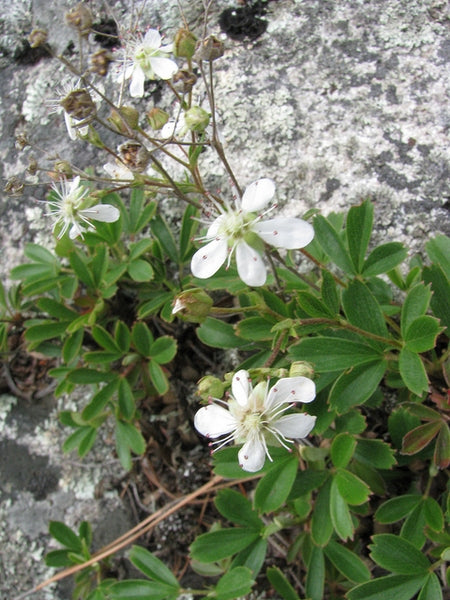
[65,3,92,35]
[118,141,150,172]
[53,160,74,179]
[4,177,25,196]
[28,28,48,48]
[90,49,112,76]
[194,35,224,62]
[172,69,197,93]
[147,107,169,130]
[108,106,139,134]
[27,156,38,176]
[60,89,96,121]
[15,132,30,150]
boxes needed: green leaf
[129,239,153,261]
[266,567,300,600]
[402,421,441,455]
[418,572,443,600]
[138,292,174,319]
[311,477,333,546]
[401,283,432,336]
[289,469,328,499]
[329,360,387,414]
[313,215,355,274]
[179,204,199,261]
[150,214,179,263]
[115,321,131,352]
[128,259,154,282]
[110,580,178,600]
[370,534,430,574]
[235,317,276,341]
[347,574,427,600]
[25,243,58,264]
[426,234,450,280]
[197,317,248,349]
[404,315,442,352]
[62,426,95,454]
[69,250,95,289]
[305,544,325,600]
[115,421,146,468]
[254,455,298,513]
[398,348,429,396]
[190,528,260,562]
[82,379,119,421]
[129,546,179,587]
[362,242,407,277]
[149,336,177,364]
[335,468,371,505]
[422,265,450,334]
[297,292,334,318]
[67,368,113,384]
[354,438,396,469]
[215,567,254,600]
[324,539,370,583]
[92,325,121,353]
[289,336,382,372]
[331,433,356,468]
[400,501,426,549]
[77,426,98,457]
[342,280,388,340]
[10,262,57,281]
[148,360,169,395]
[321,270,340,315]
[131,322,154,356]
[330,476,354,540]
[36,298,77,320]
[434,423,450,469]
[45,549,73,568]
[49,521,82,552]
[63,329,84,364]
[118,378,136,420]
[346,200,373,272]
[374,495,422,524]
[231,537,267,577]
[215,489,263,530]
[25,320,71,343]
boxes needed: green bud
[147,107,169,130]
[53,160,73,178]
[108,107,139,133]
[174,28,197,59]
[289,361,314,379]
[172,288,213,323]
[184,106,210,133]
[197,375,224,401]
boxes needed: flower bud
[53,160,73,178]
[65,3,92,35]
[194,35,224,62]
[289,362,314,379]
[184,106,210,133]
[61,89,96,121]
[172,69,197,93]
[174,28,197,59]
[118,141,150,172]
[172,288,213,323]
[116,106,140,130]
[197,375,224,401]
[90,49,112,76]
[147,107,169,130]
[28,28,48,48]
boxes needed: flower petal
[191,238,228,279]
[253,217,314,249]
[238,437,266,472]
[236,241,266,286]
[231,370,251,407]
[64,112,77,140]
[143,29,161,49]
[69,222,83,239]
[265,376,316,410]
[150,56,178,80]
[241,178,275,212]
[129,67,145,97]
[273,413,317,439]
[81,205,120,223]
[194,404,237,438]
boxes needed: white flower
[117,29,178,98]
[191,179,315,287]
[194,370,316,472]
[47,176,120,239]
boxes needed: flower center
[217,210,251,243]
[135,45,158,73]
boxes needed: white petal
[129,67,145,97]
[69,222,83,239]
[231,370,251,407]
[265,376,316,410]
[236,241,266,286]
[144,29,162,49]
[238,437,266,472]
[207,215,225,238]
[253,217,314,249]
[150,56,178,80]
[194,404,237,438]
[64,112,77,140]
[191,238,228,279]
[273,413,316,439]
[81,205,120,223]
[241,178,275,212]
